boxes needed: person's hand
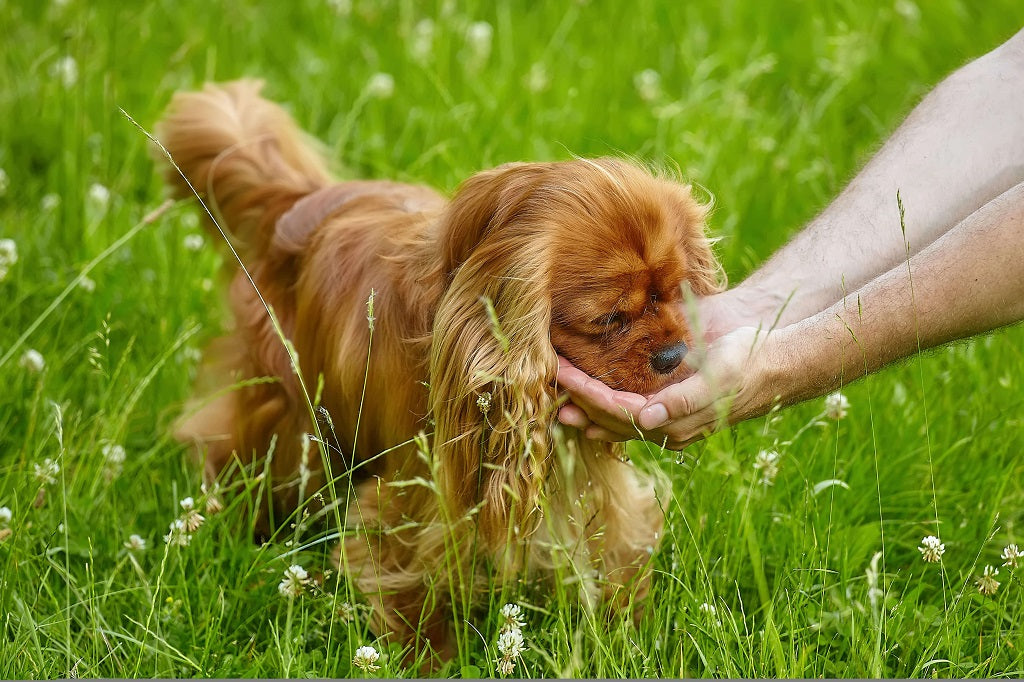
[628,326,780,448]
[557,313,786,449]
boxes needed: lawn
[2,0,1024,677]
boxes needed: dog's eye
[593,312,628,330]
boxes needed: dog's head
[429,158,721,543]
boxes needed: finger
[556,356,647,430]
[638,373,714,429]
[557,403,592,429]
[584,424,632,443]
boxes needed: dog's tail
[154,79,331,262]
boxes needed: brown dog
[156,80,720,659]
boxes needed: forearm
[773,180,1024,406]
[734,29,1024,329]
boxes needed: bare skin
[558,27,1024,449]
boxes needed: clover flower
[352,644,380,672]
[19,349,45,373]
[1001,543,1021,568]
[78,275,96,293]
[0,168,7,197]
[201,482,224,514]
[409,18,435,61]
[88,183,110,207]
[0,506,12,527]
[179,496,205,532]
[102,443,126,479]
[337,602,357,623]
[124,534,146,551]
[365,73,394,100]
[278,564,309,598]
[499,603,525,631]
[824,391,850,419]
[183,234,204,252]
[753,449,780,486]
[918,535,945,563]
[466,21,494,61]
[164,518,191,546]
[0,238,17,281]
[51,55,78,88]
[34,458,60,485]
[41,194,61,211]
[976,565,1000,596]
[633,69,662,102]
[495,626,526,676]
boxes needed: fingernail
[640,403,669,429]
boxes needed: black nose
[650,341,688,374]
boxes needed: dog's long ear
[430,165,557,551]
[439,162,552,276]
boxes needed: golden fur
[156,80,721,660]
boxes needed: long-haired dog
[157,80,720,659]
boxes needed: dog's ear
[429,168,557,551]
[439,162,553,277]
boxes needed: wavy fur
[156,80,722,663]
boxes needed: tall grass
[1,0,1023,677]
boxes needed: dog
[156,80,721,660]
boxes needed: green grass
[2,0,1024,677]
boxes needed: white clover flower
[19,349,45,373]
[497,657,515,676]
[164,518,191,546]
[51,55,78,88]
[0,506,12,527]
[633,68,662,102]
[200,481,223,514]
[278,564,309,598]
[177,496,205,532]
[499,602,525,631]
[918,535,945,563]
[103,443,126,466]
[1001,543,1021,568]
[409,18,435,61]
[124,534,146,551]
[824,391,850,419]
[78,275,96,293]
[976,564,1000,596]
[0,238,17,282]
[496,626,525,658]
[183,234,204,252]
[524,62,549,93]
[327,0,352,15]
[0,168,8,196]
[41,193,61,211]
[352,645,380,672]
[102,443,126,479]
[337,602,357,622]
[88,182,110,206]
[698,601,722,626]
[34,458,60,485]
[753,449,780,486]
[365,72,394,100]
[466,21,493,64]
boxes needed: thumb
[638,372,713,430]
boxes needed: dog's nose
[650,341,688,374]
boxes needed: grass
[2,0,1024,677]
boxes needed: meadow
[2,0,1024,677]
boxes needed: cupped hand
[557,324,782,449]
